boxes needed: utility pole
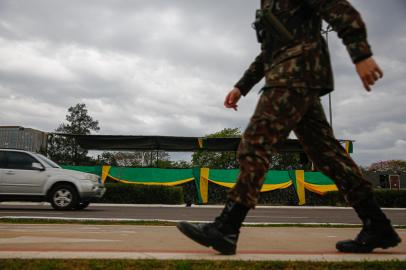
[323,24,334,126]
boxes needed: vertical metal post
[329,93,333,127]
[324,24,334,127]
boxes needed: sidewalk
[0,223,404,261]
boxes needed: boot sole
[177,222,236,255]
[336,237,401,253]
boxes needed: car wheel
[49,184,78,210]
[75,200,90,210]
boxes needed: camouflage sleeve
[304,0,373,63]
[234,52,265,96]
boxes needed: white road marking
[0,212,61,215]
[249,216,309,219]
[1,202,405,210]
[0,236,119,244]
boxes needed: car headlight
[81,174,100,182]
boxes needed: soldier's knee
[239,154,269,173]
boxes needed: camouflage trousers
[228,87,373,208]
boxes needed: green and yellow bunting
[63,166,338,205]
[344,140,353,154]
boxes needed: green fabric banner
[193,167,204,204]
[108,167,194,186]
[304,172,335,185]
[208,169,291,185]
[62,165,102,176]
[61,166,338,204]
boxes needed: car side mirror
[32,162,45,171]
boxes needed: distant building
[0,126,48,153]
[364,171,405,190]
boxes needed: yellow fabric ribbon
[200,168,210,203]
[101,165,111,183]
[208,179,292,192]
[295,170,306,205]
[198,138,204,148]
[108,176,194,186]
[345,141,350,153]
[304,182,338,195]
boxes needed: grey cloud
[0,0,405,166]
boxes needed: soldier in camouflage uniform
[177,0,401,254]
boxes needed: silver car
[0,149,106,210]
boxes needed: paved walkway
[0,224,404,261]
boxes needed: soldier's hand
[224,87,242,111]
[355,57,383,92]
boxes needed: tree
[192,128,241,169]
[170,160,193,169]
[48,103,100,165]
[267,153,303,170]
[100,152,135,167]
[100,150,177,168]
[191,127,307,170]
[368,160,406,173]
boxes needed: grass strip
[0,259,405,270]
[0,218,405,229]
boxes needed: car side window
[0,151,6,169]
[7,152,39,170]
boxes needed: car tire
[75,200,90,210]
[49,184,78,210]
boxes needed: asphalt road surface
[0,203,405,225]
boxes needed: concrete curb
[1,216,402,228]
[0,216,364,226]
[0,251,404,261]
[1,202,405,211]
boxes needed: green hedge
[208,184,301,206]
[296,189,406,207]
[95,182,406,207]
[206,183,406,207]
[95,183,184,204]
[375,189,406,207]
[182,181,199,205]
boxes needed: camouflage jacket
[235,0,373,96]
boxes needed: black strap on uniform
[263,0,294,43]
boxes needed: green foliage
[1,259,405,270]
[97,182,406,207]
[48,103,100,165]
[169,160,193,169]
[181,181,199,205]
[203,184,406,207]
[374,189,406,207]
[192,128,241,169]
[99,151,191,168]
[304,191,347,206]
[207,184,301,206]
[191,127,309,170]
[268,152,310,170]
[155,158,193,169]
[96,183,184,204]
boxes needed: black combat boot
[177,200,250,255]
[336,197,401,253]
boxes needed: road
[0,203,405,225]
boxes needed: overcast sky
[0,0,405,166]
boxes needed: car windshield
[35,153,61,168]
